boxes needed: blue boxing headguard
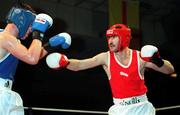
[7,7,36,39]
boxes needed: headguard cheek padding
[106,24,131,50]
[6,7,36,39]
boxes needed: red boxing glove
[46,52,69,69]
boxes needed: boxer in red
[46,24,175,115]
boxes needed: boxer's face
[107,36,119,52]
[21,26,32,40]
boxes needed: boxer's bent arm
[144,59,175,75]
[67,52,108,71]
[39,48,48,59]
[2,36,42,65]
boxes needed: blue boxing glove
[32,13,53,40]
[58,32,71,49]
[44,32,71,52]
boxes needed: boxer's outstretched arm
[46,52,108,71]
[67,52,107,71]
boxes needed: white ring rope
[24,107,108,114]
[24,104,180,114]
[156,105,180,111]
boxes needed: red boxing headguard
[106,24,131,51]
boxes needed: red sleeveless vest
[109,50,147,98]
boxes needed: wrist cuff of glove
[43,43,60,53]
[152,57,164,67]
[32,31,44,41]
[60,54,70,68]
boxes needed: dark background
[1,0,180,114]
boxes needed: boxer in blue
[0,3,71,115]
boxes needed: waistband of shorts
[0,77,13,89]
[113,94,147,106]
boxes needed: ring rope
[24,104,180,114]
[156,105,180,111]
[24,107,108,114]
